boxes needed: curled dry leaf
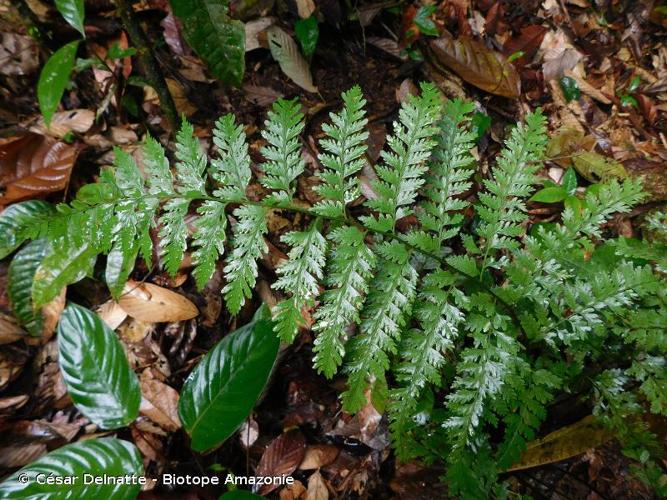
[429,35,521,98]
[35,287,66,344]
[246,17,276,52]
[0,312,26,345]
[266,25,318,93]
[299,444,340,470]
[0,133,79,205]
[118,280,199,322]
[139,370,181,432]
[255,429,307,495]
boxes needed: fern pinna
[4,83,666,496]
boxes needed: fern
[3,83,666,497]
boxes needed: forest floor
[1,0,666,498]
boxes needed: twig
[115,0,179,132]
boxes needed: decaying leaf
[503,25,548,67]
[255,429,307,495]
[429,35,521,98]
[95,300,128,330]
[139,370,181,432]
[118,280,199,322]
[0,33,39,76]
[545,127,596,167]
[306,471,328,500]
[507,415,614,472]
[0,133,79,205]
[0,312,26,345]
[31,109,95,139]
[266,26,317,93]
[572,151,628,182]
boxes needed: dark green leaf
[55,0,85,36]
[471,112,491,141]
[58,303,140,429]
[561,168,578,195]
[559,76,580,102]
[179,304,279,452]
[170,0,245,86]
[0,438,143,499]
[295,16,319,59]
[32,244,97,308]
[619,94,638,108]
[414,5,438,37]
[107,42,137,60]
[38,41,80,126]
[8,239,50,336]
[529,186,567,203]
[0,200,54,259]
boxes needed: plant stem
[114,0,178,132]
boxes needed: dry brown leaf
[118,280,198,322]
[36,287,66,344]
[266,26,318,93]
[0,312,26,345]
[255,429,307,495]
[429,35,521,98]
[0,444,46,468]
[246,17,276,52]
[299,445,340,470]
[31,109,95,138]
[95,300,128,330]
[0,133,79,205]
[306,471,329,500]
[507,415,614,472]
[139,370,181,431]
[0,395,29,415]
[243,84,284,106]
[166,79,197,118]
[280,479,307,500]
[239,417,260,449]
[502,25,548,67]
[0,33,39,76]
[540,30,583,82]
[296,0,316,18]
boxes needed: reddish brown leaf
[139,369,181,432]
[429,35,521,98]
[503,25,548,68]
[298,444,340,470]
[0,133,79,205]
[255,429,307,495]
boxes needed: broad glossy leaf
[429,35,520,98]
[32,244,97,308]
[0,133,79,205]
[179,305,279,452]
[55,0,85,37]
[266,25,317,93]
[8,239,50,336]
[0,200,54,259]
[171,0,245,86]
[58,303,140,429]
[105,242,138,299]
[38,41,80,126]
[562,168,578,195]
[0,438,143,499]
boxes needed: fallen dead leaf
[266,26,318,93]
[0,133,79,205]
[429,35,521,98]
[0,394,29,415]
[255,429,307,495]
[31,109,95,138]
[239,417,260,449]
[118,280,199,322]
[306,471,328,500]
[166,79,197,118]
[0,312,26,345]
[139,370,181,432]
[0,33,39,76]
[279,479,307,500]
[95,300,128,330]
[246,17,277,52]
[243,84,284,106]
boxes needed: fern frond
[272,221,327,342]
[158,198,190,276]
[192,201,227,288]
[313,85,368,218]
[313,225,375,377]
[260,98,305,204]
[143,136,174,196]
[174,120,208,196]
[222,205,269,314]
[362,83,442,232]
[342,241,417,412]
[477,110,547,272]
[211,114,252,201]
[389,269,467,458]
[404,99,476,254]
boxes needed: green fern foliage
[3,83,666,497]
